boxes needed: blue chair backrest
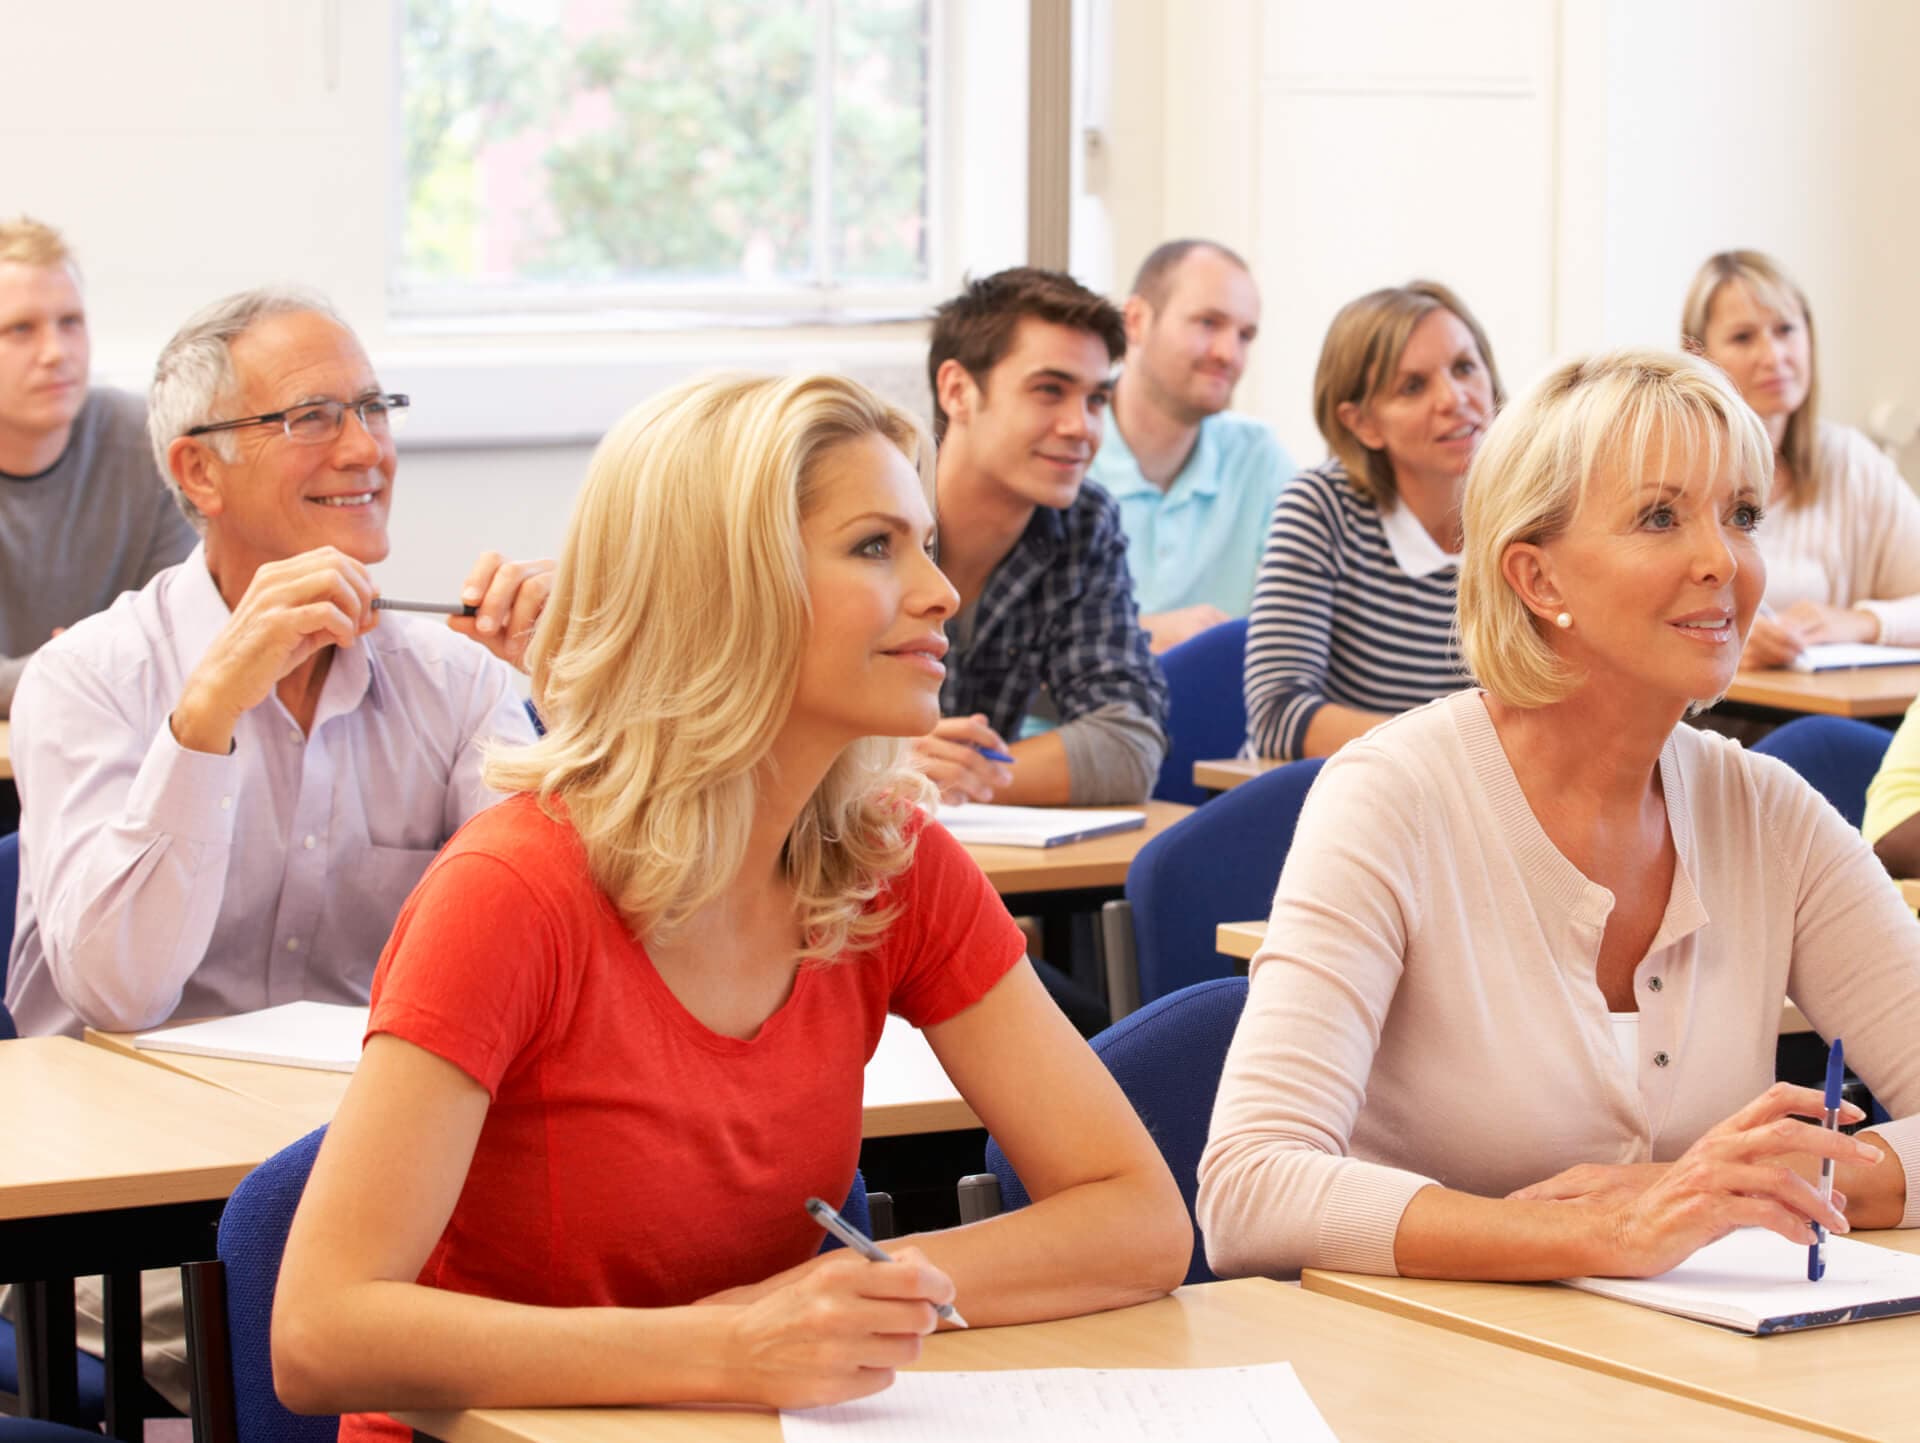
[1152,618,1248,806]
[1,831,17,1040]
[0,1421,115,1441]
[985,977,1248,1286]
[219,1126,336,1443]
[1750,716,1893,830]
[818,1169,872,1252]
[1128,757,1324,1005]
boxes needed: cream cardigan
[1199,690,1920,1279]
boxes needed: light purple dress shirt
[4,546,535,1037]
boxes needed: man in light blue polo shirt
[1089,239,1294,652]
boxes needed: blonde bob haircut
[484,371,938,963]
[1458,348,1773,709]
[1680,249,1819,507]
[1313,279,1505,508]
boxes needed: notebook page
[1789,642,1920,672]
[136,1001,370,1072]
[933,804,1145,848]
[780,1363,1340,1443]
[1566,1228,1920,1330]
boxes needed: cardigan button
[1648,976,1663,992]
[1653,1051,1671,1067]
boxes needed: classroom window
[395,0,937,322]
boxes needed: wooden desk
[960,801,1191,896]
[1,717,11,781]
[398,1276,1813,1442]
[1720,666,1920,719]
[0,1037,314,1434]
[1192,755,1279,792]
[1215,921,1815,1034]
[1900,878,1920,912]
[86,1012,980,1140]
[1306,1231,1920,1442]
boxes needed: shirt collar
[1377,497,1460,578]
[1100,408,1223,501]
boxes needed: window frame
[387,0,956,332]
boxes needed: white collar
[1377,497,1460,578]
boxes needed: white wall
[1091,0,1920,480]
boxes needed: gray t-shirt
[0,388,196,715]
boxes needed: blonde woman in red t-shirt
[272,373,1189,1436]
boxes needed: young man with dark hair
[1088,238,1294,652]
[917,266,1168,807]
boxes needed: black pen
[372,598,478,617]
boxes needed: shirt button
[1647,976,1663,992]
[303,835,317,850]
[219,796,233,810]
[1653,1051,1671,1067]
[288,728,302,744]
[285,937,300,952]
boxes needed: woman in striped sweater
[1244,281,1503,760]
[1682,249,1920,669]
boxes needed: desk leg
[103,1270,145,1441]
[16,1279,80,1423]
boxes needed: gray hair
[148,287,348,528]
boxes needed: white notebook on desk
[1565,1227,1920,1333]
[935,803,1145,849]
[1789,641,1920,672]
[136,1000,370,1073]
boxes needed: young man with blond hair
[0,217,195,722]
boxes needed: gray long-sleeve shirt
[0,388,196,715]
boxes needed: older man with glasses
[1,286,548,1408]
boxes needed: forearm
[1000,730,1072,805]
[274,1280,739,1415]
[1871,815,1920,877]
[1301,702,1392,759]
[904,1167,1186,1324]
[1392,1185,1617,1280]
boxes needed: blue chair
[1152,619,1248,806]
[1125,757,1323,1006]
[965,977,1249,1286]
[1750,715,1892,829]
[0,1422,112,1440]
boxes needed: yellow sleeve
[1863,696,1920,843]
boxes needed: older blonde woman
[1244,280,1502,760]
[272,373,1188,1435]
[1200,349,1920,1282]
[1683,250,1920,668]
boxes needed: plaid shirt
[940,481,1169,743]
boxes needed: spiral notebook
[935,804,1146,849]
[1564,1228,1920,1334]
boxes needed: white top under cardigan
[1198,690,1920,1280]
[1763,421,1920,642]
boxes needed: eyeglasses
[185,393,410,446]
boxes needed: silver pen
[371,598,478,617]
[804,1195,967,1328]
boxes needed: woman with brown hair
[1682,249,1920,668]
[1244,280,1504,760]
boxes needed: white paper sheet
[1565,1227,1920,1332]
[136,1000,370,1072]
[1788,641,1920,672]
[780,1363,1340,1443]
[933,804,1145,849]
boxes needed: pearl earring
[1554,611,1573,630]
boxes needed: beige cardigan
[1198,690,1920,1279]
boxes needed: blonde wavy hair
[1680,250,1819,507]
[1458,348,1773,708]
[485,372,938,962]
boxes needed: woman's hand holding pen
[1517,1083,1877,1278]
[720,1246,954,1409]
[912,714,1014,804]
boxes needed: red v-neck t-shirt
[340,794,1023,1442]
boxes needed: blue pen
[973,744,1015,764]
[804,1196,967,1328]
[1808,1036,1845,1282]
